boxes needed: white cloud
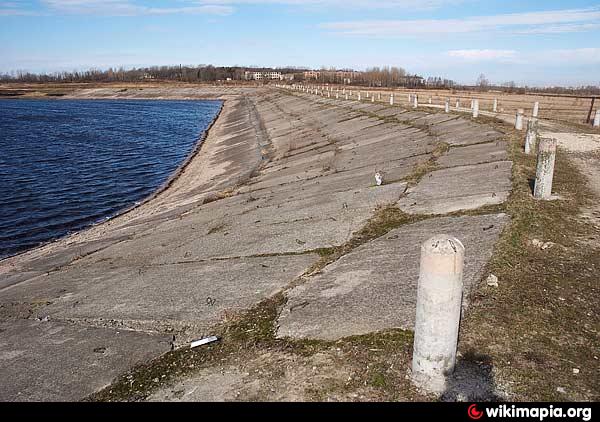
[447,49,517,61]
[200,0,464,8]
[443,47,600,67]
[321,7,600,37]
[38,0,233,16]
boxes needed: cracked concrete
[0,86,512,401]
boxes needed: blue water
[0,99,222,259]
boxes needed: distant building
[303,69,360,83]
[244,71,283,81]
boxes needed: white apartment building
[244,71,283,81]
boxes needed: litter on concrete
[190,336,219,349]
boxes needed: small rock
[557,387,566,394]
[486,274,499,287]
[531,239,544,248]
[573,368,580,375]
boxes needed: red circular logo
[468,404,484,420]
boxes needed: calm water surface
[0,99,222,259]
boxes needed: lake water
[0,98,222,259]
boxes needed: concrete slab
[0,319,171,401]
[397,161,513,215]
[277,213,509,340]
[2,254,318,337]
[438,141,508,168]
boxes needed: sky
[1,0,599,86]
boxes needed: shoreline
[0,97,224,263]
[0,98,225,263]
[0,90,262,290]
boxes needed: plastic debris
[190,336,219,349]
[486,274,499,287]
[375,172,383,186]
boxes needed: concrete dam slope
[0,87,512,401]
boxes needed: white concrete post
[336,92,339,99]
[358,92,361,101]
[343,88,346,94]
[345,93,349,100]
[429,97,432,104]
[445,99,450,113]
[378,93,381,101]
[372,95,375,103]
[328,91,331,98]
[413,94,418,108]
[533,102,539,118]
[470,99,474,110]
[367,92,370,98]
[390,93,394,105]
[525,118,537,154]
[472,99,479,118]
[412,235,465,394]
[534,138,557,200]
[408,94,412,102]
[515,109,524,130]
[455,99,460,109]
[594,110,599,127]
[493,98,498,112]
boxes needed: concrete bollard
[378,93,381,101]
[533,101,539,118]
[534,138,557,200]
[472,99,479,118]
[413,94,418,108]
[524,118,538,154]
[345,93,348,100]
[493,98,498,112]
[412,235,465,394]
[390,94,394,105]
[372,95,375,103]
[429,97,432,104]
[445,99,450,113]
[515,109,524,130]
[358,92,361,101]
[455,99,460,109]
[336,92,339,99]
[593,110,599,127]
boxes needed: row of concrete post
[282,85,600,128]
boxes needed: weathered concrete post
[390,93,394,106]
[413,94,418,108]
[524,118,538,154]
[429,97,432,104]
[534,138,557,200]
[445,99,450,113]
[378,93,381,101]
[455,99,460,109]
[493,98,498,112]
[470,99,474,110]
[412,235,465,394]
[358,92,361,101]
[345,93,349,100]
[515,109,524,130]
[336,92,339,99]
[372,95,375,103]
[472,99,479,118]
[593,110,600,127]
[533,101,540,118]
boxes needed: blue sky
[1,0,599,86]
